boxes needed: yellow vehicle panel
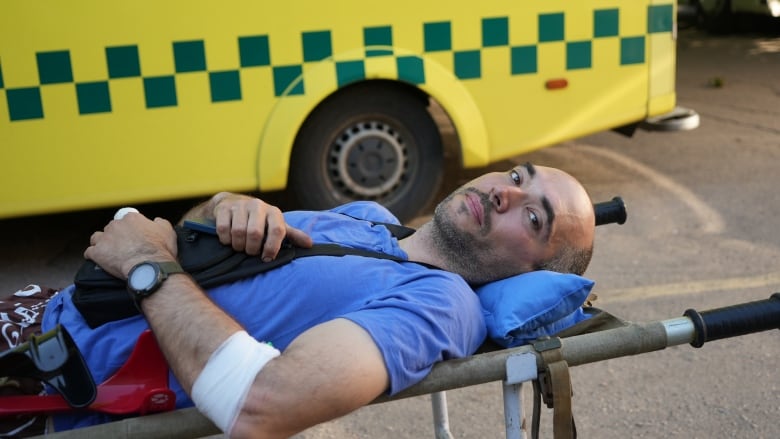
[0,0,679,220]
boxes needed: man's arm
[232,318,388,438]
[141,273,389,439]
[85,195,387,438]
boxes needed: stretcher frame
[28,293,780,439]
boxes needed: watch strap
[157,260,185,277]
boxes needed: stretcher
[2,198,779,438]
[2,293,777,438]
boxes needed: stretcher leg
[503,353,538,439]
[502,382,524,439]
[429,352,540,439]
[430,391,454,439]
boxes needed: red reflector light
[545,78,568,90]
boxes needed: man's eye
[529,210,540,230]
[510,169,522,185]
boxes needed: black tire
[289,81,444,223]
[696,0,734,34]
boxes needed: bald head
[402,163,596,283]
[533,166,595,275]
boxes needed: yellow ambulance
[0,0,695,221]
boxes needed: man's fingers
[214,202,247,250]
[229,206,250,253]
[213,207,234,246]
[89,231,102,246]
[244,207,267,256]
[285,226,313,249]
[153,216,173,228]
[258,206,287,261]
[210,193,312,258]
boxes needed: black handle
[683,293,780,348]
[594,196,627,226]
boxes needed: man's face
[429,163,594,283]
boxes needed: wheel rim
[328,120,409,199]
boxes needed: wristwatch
[127,260,186,302]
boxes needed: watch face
[129,264,158,292]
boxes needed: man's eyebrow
[523,162,536,177]
[541,196,555,242]
[521,161,554,240]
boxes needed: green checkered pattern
[1,5,673,122]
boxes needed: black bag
[72,223,413,328]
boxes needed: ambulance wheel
[289,82,444,223]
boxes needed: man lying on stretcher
[1,162,595,438]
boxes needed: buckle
[0,325,96,408]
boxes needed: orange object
[545,78,569,90]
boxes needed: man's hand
[85,214,178,279]
[199,192,313,261]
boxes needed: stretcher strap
[531,338,575,439]
[548,360,574,438]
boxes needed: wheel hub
[328,120,408,198]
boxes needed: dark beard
[429,188,500,284]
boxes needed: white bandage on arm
[191,330,281,434]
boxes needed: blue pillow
[476,271,594,348]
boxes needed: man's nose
[492,185,526,213]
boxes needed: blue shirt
[42,201,486,430]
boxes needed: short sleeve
[342,271,485,394]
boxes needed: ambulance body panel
[1,1,681,220]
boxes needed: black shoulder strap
[195,242,410,289]
[335,212,417,240]
[296,242,407,261]
[376,222,416,239]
